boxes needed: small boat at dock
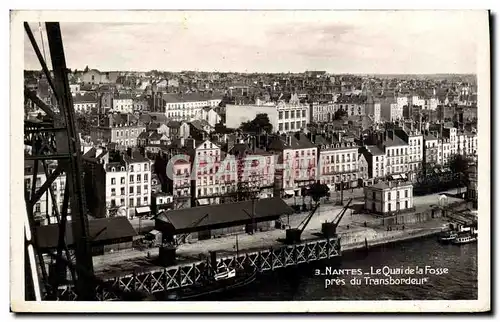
[452,231,477,245]
[438,230,458,243]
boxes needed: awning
[284,190,295,195]
[198,199,209,205]
[400,174,407,179]
[135,206,151,215]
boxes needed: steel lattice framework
[23,22,147,301]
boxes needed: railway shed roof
[155,197,293,235]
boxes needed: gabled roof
[156,198,293,235]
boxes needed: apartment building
[395,127,424,176]
[112,94,134,114]
[191,139,232,205]
[83,147,153,218]
[360,145,386,181]
[310,102,336,123]
[315,133,360,190]
[267,133,317,194]
[90,115,146,148]
[334,94,367,117]
[382,130,410,178]
[171,158,192,199]
[227,139,276,199]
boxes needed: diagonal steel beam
[24,87,56,119]
[30,163,63,206]
[24,22,60,102]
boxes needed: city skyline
[24,11,484,74]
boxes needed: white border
[9,9,491,313]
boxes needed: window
[405,200,408,209]
[111,178,116,185]
[129,175,134,183]
[388,192,391,200]
[136,198,141,206]
[130,165,134,172]
[129,186,134,194]
[388,203,392,212]
[144,196,148,204]
[35,203,41,213]
[397,191,400,199]
[120,177,125,184]
[144,185,148,192]
[372,192,376,200]
[121,187,125,195]
[137,186,141,194]
[145,164,149,171]
[405,190,408,198]
[137,174,141,182]
[120,198,125,205]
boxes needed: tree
[448,154,470,186]
[240,113,273,134]
[333,109,348,120]
[308,182,330,202]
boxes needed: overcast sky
[23,11,485,74]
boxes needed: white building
[226,94,309,133]
[104,150,153,217]
[113,95,134,113]
[194,106,222,127]
[383,131,410,177]
[396,96,409,110]
[24,161,69,225]
[164,93,222,121]
[364,181,414,215]
[73,94,97,113]
[70,84,81,96]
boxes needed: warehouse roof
[155,198,293,234]
[35,217,137,250]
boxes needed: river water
[207,236,478,301]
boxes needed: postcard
[10,9,490,313]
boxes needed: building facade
[364,182,414,215]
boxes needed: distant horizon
[24,11,484,74]
[24,68,477,77]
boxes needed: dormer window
[120,166,125,171]
[111,167,115,172]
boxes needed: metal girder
[29,164,63,206]
[45,22,95,301]
[24,87,56,119]
[23,23,60,103]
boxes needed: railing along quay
[57,237,341,301]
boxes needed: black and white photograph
[10,9,491,312]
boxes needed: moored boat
[438,230,458,243]
[452,232,477,245]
